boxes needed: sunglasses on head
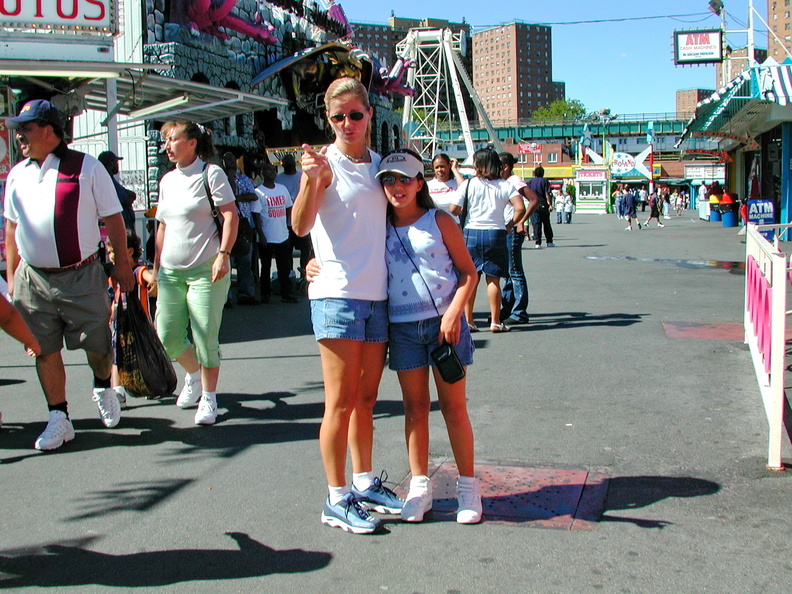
[329,111,366,123]
[380,174,416,186]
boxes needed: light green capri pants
[155,258,230,368]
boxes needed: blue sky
[337,0,764,116]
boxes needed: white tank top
[308,144,388,301]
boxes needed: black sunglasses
[329,111,366,123]
[380,174,416,186]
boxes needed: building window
[547,153,558,163]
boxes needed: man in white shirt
[3,99,134,450]
[255,163,297,303]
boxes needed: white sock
[201,390,216,401]
[409,475,430,493]
[352,471,374,492]
[112,385,124,394]
[458,475,477,487]
[188,370,201,383]
[328,485,349,506]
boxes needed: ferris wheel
[396,28,501,161]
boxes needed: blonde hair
[161,120,217,162]
[324,77,372,145]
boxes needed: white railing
[744,223,791,470]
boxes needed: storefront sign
[518,142,541,154]
[684,164,726,182]
[0,0,117,34]
[747,199,775,241]
[674,29,723,65]
[577,169,607,181]
[610,152,637,176]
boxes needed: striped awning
[677,61,792,147]
[758,62,792,106]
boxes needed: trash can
[720,203,738,227]
[709,205,721,222]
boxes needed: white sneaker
[401,477,433,523]
[456,478,483,524]
[92,388,121,428]
[35,410,75,450]
[176,373,202,408]
[195,393,217,425]
[625,227,631,231]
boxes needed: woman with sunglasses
[293,77,403,534]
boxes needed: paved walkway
[1,212,791,592]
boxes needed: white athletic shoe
[35,410,75,451]
[92,388,121,428]
[456,478,483,524]
[176,373,202,408]
[401,477,433,523]
[195,393,218,425]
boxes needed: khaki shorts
[13,259,112,357]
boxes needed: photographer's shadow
[0,532,331,588]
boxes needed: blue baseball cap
[7,99,63,129]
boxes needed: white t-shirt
[454,177,519,230]
[156,158,235,270]
[427,177,459,222]
[255,182,292,245]
[4,148,121,268]
[308,144,387,301]
[504,174,528,225]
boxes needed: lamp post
[595,108,617,212]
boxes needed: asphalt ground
[1,211,791,592]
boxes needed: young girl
[378,149,483,524]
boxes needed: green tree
[531,99,587,122]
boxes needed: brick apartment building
[472,21,565,125]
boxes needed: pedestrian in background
[99,150,137,233]
[527,166,554,248]
[564,190,574,224]
[427,153,465,223]
[449,149,525,333]
[499,152,538,326]
[221,151,260,306]
[254,162,298,304]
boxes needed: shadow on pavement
[0,532,331,588]
[600,475,721,529]
[470,311,648,332]
[0,395,409,468]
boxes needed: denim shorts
[464,228,508,278]
[388,315,475,372]
[310,298,388,342]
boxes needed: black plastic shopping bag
[113,291,177,397]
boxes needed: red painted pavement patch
[395,459,610,530]
[663,321,744,341]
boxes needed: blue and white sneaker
[351,472,405,514]
[321,493,382,534]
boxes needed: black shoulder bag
[202,164,251,258]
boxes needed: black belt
[34,252,100,274]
